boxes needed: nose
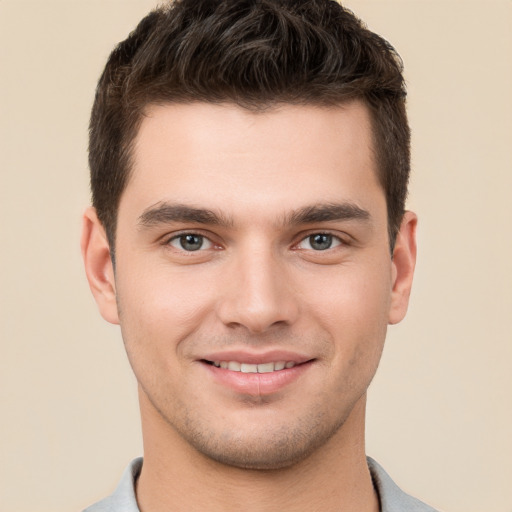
[216,244,300,334]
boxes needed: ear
[81,207,120,324]
[388,211,417,325]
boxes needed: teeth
[241,363,258,373]
[257,362,275,373]
[212,360,295,373]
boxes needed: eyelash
[163,230,348,253]
[294,232,345,251]
[165,231,218,252]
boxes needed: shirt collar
[85,456,438,512]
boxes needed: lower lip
[202,361,313,396]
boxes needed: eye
[168,233,213,252]
[297,233,342,251]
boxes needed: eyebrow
[284,202,371,226]
[138,202,233,228]
[137,201,371,229]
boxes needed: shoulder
[82,457,142,512]
[367,457,440,512]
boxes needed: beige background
[1,1,511,511]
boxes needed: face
[83,101,416,470]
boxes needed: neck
[136,392,379,512]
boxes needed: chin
[175,409,349,471]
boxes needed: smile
[202,356,314,395]
[207,361,296,373]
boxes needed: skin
[82,101,417,512]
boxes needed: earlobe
[81,207,120,325]
[388,211,417,325]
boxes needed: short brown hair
[89,0,409,254]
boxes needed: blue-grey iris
[309,234,333,250]
[179,234,204,251]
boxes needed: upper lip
[200,350,314,365]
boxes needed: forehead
[122,101,384,222]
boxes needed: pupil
[310,234,332,250]
[181,234,202,251]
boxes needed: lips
[200,351,314,395]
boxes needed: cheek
[308,260,392,328]
[117,260,217,326]
[114,261,220,376]
[304,261,392,374]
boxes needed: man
[81,0,437,510]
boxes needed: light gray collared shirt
[83,456,439,512]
